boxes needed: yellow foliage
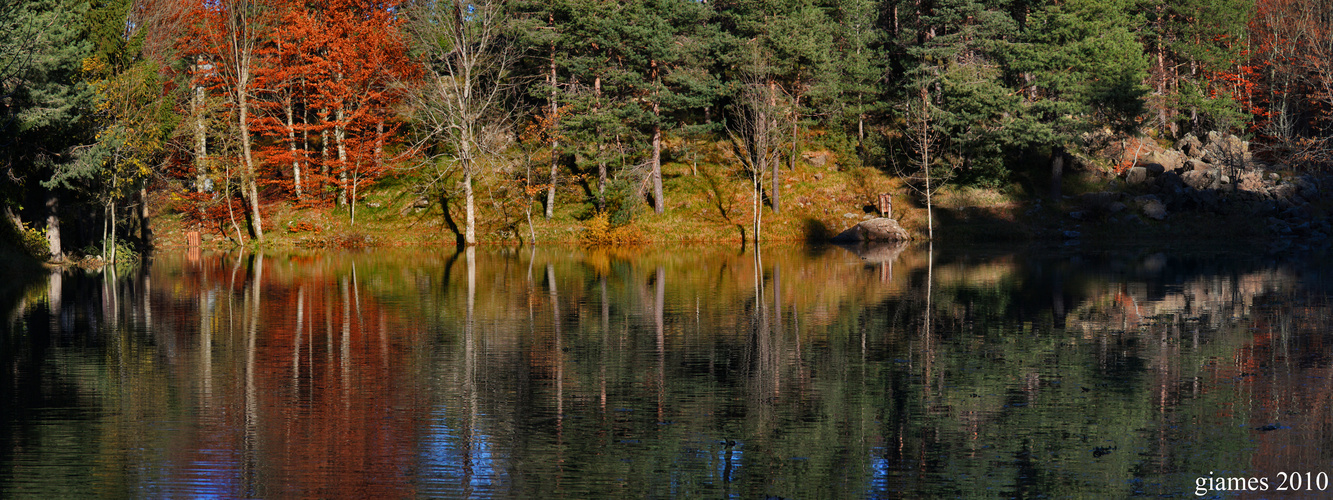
[580,212,644,247]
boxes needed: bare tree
[727,76,787,244]
[894,85,952,241]
[405,0,515,247]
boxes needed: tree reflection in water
[1,245,1331,498]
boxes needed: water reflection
[2,244,1331,498]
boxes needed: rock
[1155,171,1184,191]
[1268,217,1292,234]
[831,217,913,242]
[843,212,859,219]
[1186,159,1212,172]
[412,197,431,208]
[1078,191,1120,209]
[813,172,824,181]
[1272,183,1303,205]
[1134,195,1168,220]
[1126,166,1149,184]
[1063,230,1082,239]
[1294,176,1319,199]
[1238,170,1266,193]
[1143,163,1166,176]
[1201,149,1218,164]
[803,151,832,168]
[1069,211,1084,220]
[1202,131,1249,169]
[1107,201,1127,213]
[1181,169,1214,191]
[1176,134,1204,158]
[1146,150,1184,171]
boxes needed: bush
[602,178,642,227]
[580,211,644,247]
[19,223,48,258]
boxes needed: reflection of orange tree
[145,252,427,498]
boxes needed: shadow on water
[2,244,1332,498]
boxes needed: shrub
[580,211,644,247]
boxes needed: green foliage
[17,222,49,258]
[1173,80,1250,133]
[601,178,643,228]
[1146,0,1254,135]
[1006,0,1150,139]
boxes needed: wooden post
[877,193,893,219]
[186,229,201,263]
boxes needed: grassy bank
[143,150,1293,254]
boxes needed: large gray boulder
[1126,166,1149,185]
[832,217,913,242]
[1181,169,1220,191]
[1176,134,1204,158]
[1145,149,1185,172]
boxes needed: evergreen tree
[1145,0,1253,134]
[716,0,838,213]
[1004,0,1149,195]
[0,0,93,257]
[828,0,886,155]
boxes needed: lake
[2,243,1331,498]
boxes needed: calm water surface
[2,244,1332,498]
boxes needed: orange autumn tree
[182,0,420,238]
[257,0,419,220]
[322,0,418,222]
[182,0,275,242]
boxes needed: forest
[2,0,1331,260]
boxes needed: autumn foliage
[176,0,419,236]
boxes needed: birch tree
[406,0,515,246]
[192,0,271,242]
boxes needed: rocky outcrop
[1087,131,1330,250]
[832,218,912,242]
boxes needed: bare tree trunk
[375,120,384,172]
[921,87,933,241]
[546,44,558,220]
[768,79,780,214]
[321,112,330,200]
[238,80,263,242]
[139,184,151,249]
[286,92,302,200]
[652,121,663,213]
[595,76,606,210]
[335,105,348,207]
[45,189,61,259]
[651,62,664,214]
[108,199,117,262]
[463,166,476,246]
[194,60,208,194]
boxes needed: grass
[144,139,1303,253]
[152,148,928,249]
